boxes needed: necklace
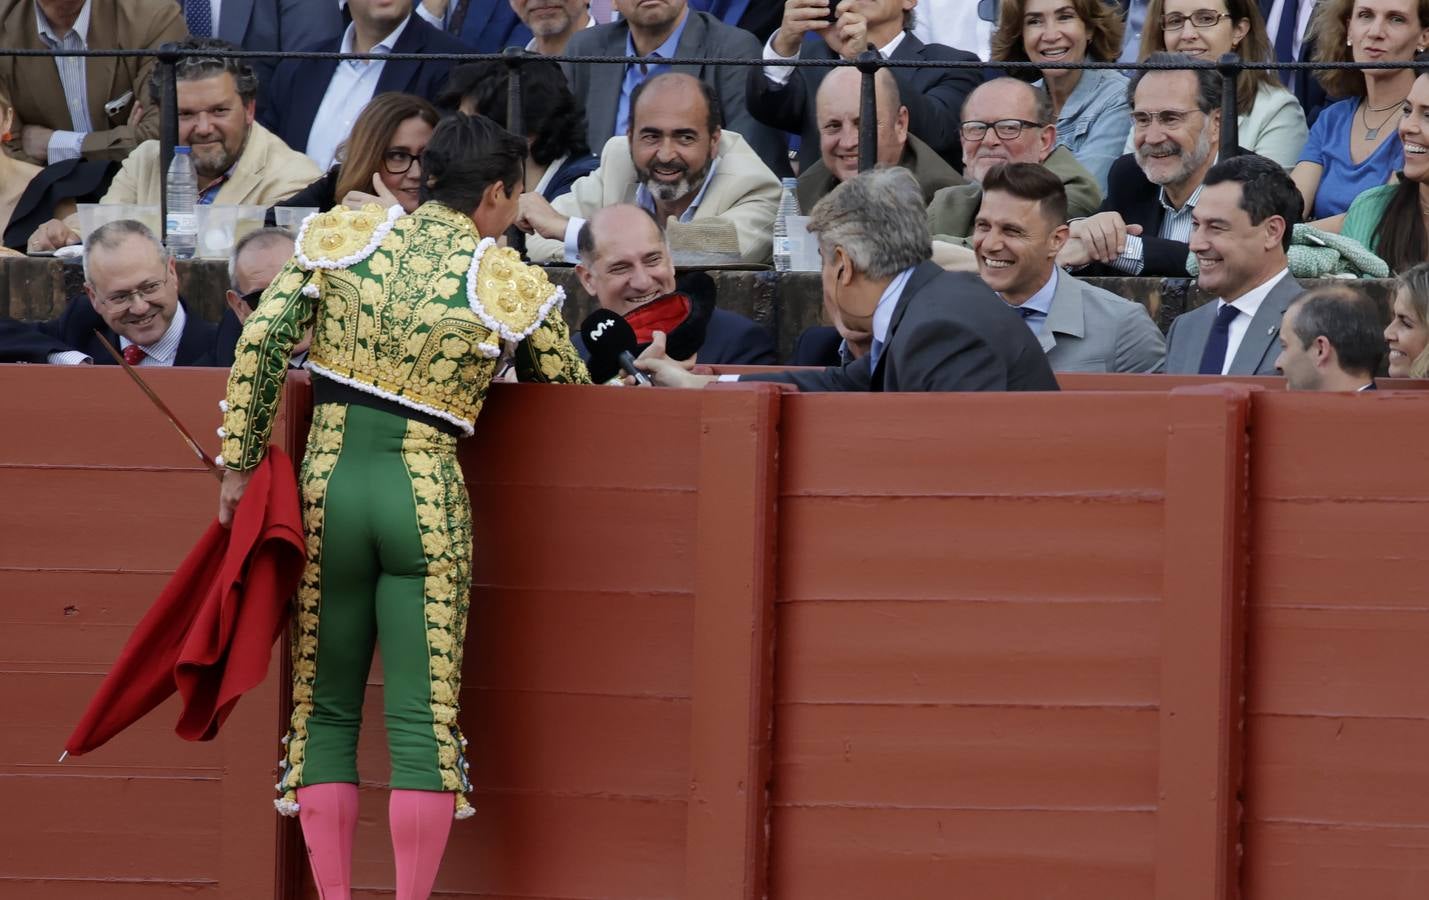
[1361,98,1406,141]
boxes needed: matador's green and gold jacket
[220,201,591,470]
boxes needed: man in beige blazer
[0,0,189,164]
[517,72,780,265]
[27,41,320,251]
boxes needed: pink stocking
[297,782,360,900]
[388,790,454,900]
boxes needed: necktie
[589,0,613,24]
[123,344,147,366]
[1197,303,1241,375]
[447,0,471,35]
[184,0,212,38]
[1272,0,1297,87]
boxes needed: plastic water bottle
[165,146,197,260]
[772,177,800,272]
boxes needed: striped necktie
[184,0,212,37]
[448,0,471,35]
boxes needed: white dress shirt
[761,29,908,87]
[35,0,93,162]
[912,0,992,60]
[46,304,188,366]
[1215,267,1289,375]
[304,15,412,171]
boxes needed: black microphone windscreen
[580,308,640,383]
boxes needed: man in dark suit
[414,0,532,51]
[202,0,345,88]
[1258,0,1328,124]
[1057,53,1223,278]
[1164,154,1304,376]
[0,220,217,366]
[574,204,776,370]
[259,0,467,171]
[639,168,1058,392]
[564,0,788,174]
[1275,285,1384,391]
[746,0,982,172]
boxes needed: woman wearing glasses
[991,0,1130,191]
[1291,0,1429,221]
[269,93,439,222]
[1129,0,1307,168]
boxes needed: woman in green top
[1342,60,1429,273]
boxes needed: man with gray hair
[28,37,320,251]
[215,226,304,367]
[638,167,1058,392]
[1056,53,1224,278]
[0,219,219,365]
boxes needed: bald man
[796,67,964,213]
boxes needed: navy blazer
[0,297,218,366]
[745,32,982,171]
[446,0,531,52]
[217,0,344,89]
[259,13,468,156]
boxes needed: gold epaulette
[467,241,566,342]
[295,203,402,271]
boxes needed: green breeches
[275,402,474,814]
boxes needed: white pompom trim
[465,238,566,343]
[454,804,475,820]
[302,283,320,298]
[294,204,402,271]
[306,362,475,437]
[218,399,229,413]
[274,798,300,817]
[214,455,225,467]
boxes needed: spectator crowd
[1,0,1427,392]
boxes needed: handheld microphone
[580,308,652,386]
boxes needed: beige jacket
[0,0,189,162]
[101,122,320,207]
[527,129,781,265]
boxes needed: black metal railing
[0,44,1409,240]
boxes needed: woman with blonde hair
[991,0,1129,190]
[1129,0,1306,167]
[1292,0,1429,220]
[1385,262,1429,377]
[270,93,439,220]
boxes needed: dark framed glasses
[382,149,421,175]
[960,119,1043,141]
[1161,9,1231,30]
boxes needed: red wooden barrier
[5,367,1429,900]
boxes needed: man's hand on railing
[27,218,81,253]
[772,0,839,58]
[1059,213,1141,267]
[515,192,571,241]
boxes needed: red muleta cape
[64,446,305,756]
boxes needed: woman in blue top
[991,0,1130,192]
[1292,0,1429,221]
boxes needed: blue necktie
[184,0,212,37]
[1197,304,1242,375]
[1272,0,1297,87]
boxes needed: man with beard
[1056,53,1228,278]
[27,38,319,252]
[1164,153,1304,375]
[508,0,592,54]
[519,72,781,265]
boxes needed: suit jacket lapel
[218,0,255,43]
[83,0,119,130]
[1040,272,1084,354]
[376,14,425,94]
[587,25,628,139]
[671,12,705,79]
[1229,274,1297,374]
[175,302,211,366]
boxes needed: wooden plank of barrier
[1156,384,1254,900]
[684,382,782,900]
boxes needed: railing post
[158,48,180,244]
[502,46,526,136]
[1216,53,1241,159]
[855,48,881,173]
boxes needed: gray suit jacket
[742,262,1059,392]
[1164,272,1303,375]
[563,11,787,174]
[1040,271,1165,373]
[218,0,344,89]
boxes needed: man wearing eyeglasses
[928,77,1102,249]
[1056,52,1230,278]
[0,219,219,365]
